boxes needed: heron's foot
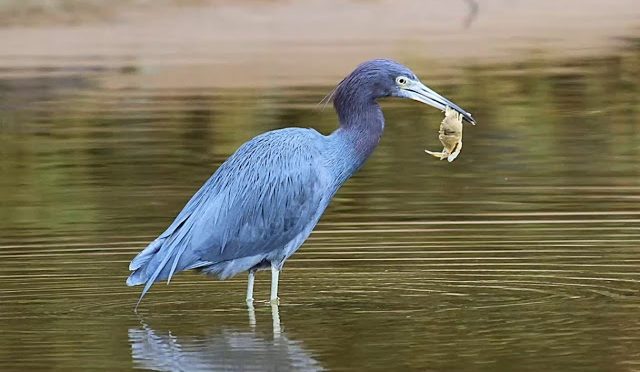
[269,297,280,305]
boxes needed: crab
[424,106,463,162]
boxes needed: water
[2,3,640,371]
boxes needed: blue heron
[127,59,474,308]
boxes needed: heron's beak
[401,81,475,125]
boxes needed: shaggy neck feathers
[327,74,386,183]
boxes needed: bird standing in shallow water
[127,59,475,309]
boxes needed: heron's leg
[247,300,256,328]
[246,270,256,304]
[271,302,281,338]
[270,264,280,304]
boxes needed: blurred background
[1,1,640,371]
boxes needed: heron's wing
[127,128,330,302]
[190,130,329,272]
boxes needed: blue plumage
[127,59,474,307]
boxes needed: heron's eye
[396,76,409,86]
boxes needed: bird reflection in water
[129,304,322,371]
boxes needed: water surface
[1,17,640,372]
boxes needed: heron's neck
[327,100,385,183]
[337,100,385,153]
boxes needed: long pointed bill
[402,81,476,125]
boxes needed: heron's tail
[126,224,198,309]
[126,238,165,286]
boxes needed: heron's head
[334,59,475,125]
